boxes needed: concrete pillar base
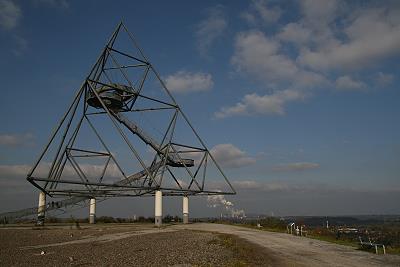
[155,190,162,227]
[89,198,96,224]
[155,216,162,227]
[37,192,46,226]
[36,216,45,226]
[182,196,189,224]
[183,214,189,224]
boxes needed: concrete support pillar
[183,196,189,224]
[37,191,46,225]
[155,190,162,227]
[89,198,96,224]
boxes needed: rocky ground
[1,223,400,266]
[0,223,272,266]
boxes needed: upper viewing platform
[86,83,134,110]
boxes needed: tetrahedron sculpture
[27,22,236,199]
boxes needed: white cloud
[232,31,294,84]
[300,0,339,26]
[0,162,122,180]
[278,23,311,45]
[219,179,400,194]
[237,181,400,199]
[210,144,256,168]
[252,0,281,23]
[298,7,400,71]
[0,133,34,147]
[195,5,227,56]
[240,12,256,25]
[234,180,349,195]
[220,22,328,120]
[233,180,337,194]
[335,76,366,91]
[233,180,294,192]
[0,164,31,177]
[0,162,125,195]
[164,71,213,93]
[241,0,281,25]
[285,0,340,50]
[215,89,305,118]
[376,72,394,86]
[231,30,326,89]
[0,0,21,30]
[220,1,399,120]
[271,162,320,172]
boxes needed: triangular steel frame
[27,22,236,199]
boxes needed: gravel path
[172,223,400,267]
[21,228,178,249]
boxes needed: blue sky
[0,0,399,217]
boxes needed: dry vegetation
[209,233,281,266]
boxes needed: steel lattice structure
[26,22,236,199]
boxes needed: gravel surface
[3,223,398,266]
[0,225,238,266]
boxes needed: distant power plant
[207,194,245,218]
[19,22,236,225]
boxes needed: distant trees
[162,214,182,223]
[242,217,286,231]
[93,215,183,223]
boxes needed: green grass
[307,234,359,248]
[386,247,400,254]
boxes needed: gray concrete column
[89,198,96,224]
[183,196,189,224]
[37,191,46,225]
[155,190,162,227]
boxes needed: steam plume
[207,194,245,218]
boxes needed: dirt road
[172,223,400,267]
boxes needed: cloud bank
[215,0,399,119]
[165,71,213,93]
[195,5,227,56]
[0,0,21,30]
[0,133,34,147]
[210,143,256,168]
